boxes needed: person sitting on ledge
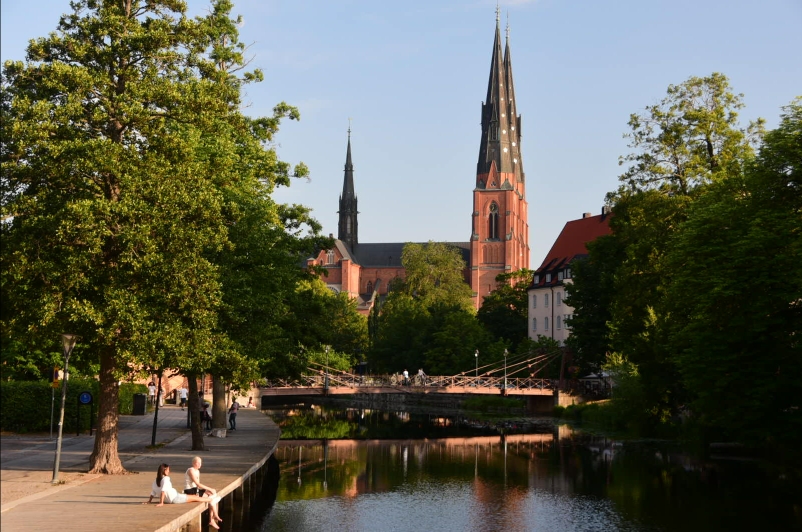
[144,463,222,529]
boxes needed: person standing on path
[178,386,188,410]
[148,382,156,405]
[184,456,217,497]
[228,397,240,430]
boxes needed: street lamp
[324,346,330,391]
[474,350,479,379]
[52,333,78,484]
[503,348,508,392]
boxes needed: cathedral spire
[338,124,358,250]
[503,17,524,182]
[476,10,519,181]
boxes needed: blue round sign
[79,391,93,405]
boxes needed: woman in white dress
[144,463,222,529]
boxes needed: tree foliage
[477,269,532,351]
[369,242,486,374]
[397,242,474,311]
[618,72,763,195]
[0,0,313,472]
[567,73,768,435]
[661,98,802,446]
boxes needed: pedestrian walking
[178,386,188,410]
[228,397,240,430]
[148,382,156,405]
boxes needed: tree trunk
[89,349,126,474]
[188,373,205,451]
[212,377,227,435]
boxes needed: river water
[231,405,801,532]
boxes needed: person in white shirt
[184,456,216,497]
[178,387,188,410]
[147,382,156,405]
[144,463,222,528]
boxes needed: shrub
[0,380,146,433]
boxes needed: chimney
[582,212,592,219]
[601,205,611,216]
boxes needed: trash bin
[132,393,147,415]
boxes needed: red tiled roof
[536,212,612,272]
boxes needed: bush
[0,380,146,433]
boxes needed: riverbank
[0,405,280,531]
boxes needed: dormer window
[545,273,552,283]
[533,275,539,284]
[565,268,572,279]
[558,271,564,281]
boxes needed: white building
[528,208,612,344]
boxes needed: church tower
[470,13,530,308]
[338,127,358,251]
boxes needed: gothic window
[326,250,335,264]
[488,202,499,240]
[366,281,373,294]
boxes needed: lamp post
[324,346,330,392]
[503,348,508,393]
[474,350,479,379]
[52,334,77,484]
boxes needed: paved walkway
[0,405,280,531]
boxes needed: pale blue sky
[2,0,800,265]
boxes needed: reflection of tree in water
[277,413,354,439]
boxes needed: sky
[2,0,800,265]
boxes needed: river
[229,405,802,531]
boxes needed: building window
[544,294,549,308]
[558,271,564,281]
[545,273,552,283]
[565,314,570,328]
[556,292,562,306]
[488,202,499,240]
[556,316,561,330]
[326,250,335,264]
[366,281,373,294]
[565,268,572,279]
[532,318,537,332]
[544,317,549,330]
[531,294,537,308]
[533,275,539,284]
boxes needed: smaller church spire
[338,123,358,250]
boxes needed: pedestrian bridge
[260,370,556,397]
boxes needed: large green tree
[369,241,482,374]
[567,73,763,430]
[1,0,306,471]
[662,98,802,446]
[477,269,533,351]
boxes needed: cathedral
[308,15,529,313]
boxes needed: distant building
[528,208,612,344]
[308,14,530,313]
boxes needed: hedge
[0,380,147,433]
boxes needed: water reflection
[234,406,801,532]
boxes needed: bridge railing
[260,373,556,391]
